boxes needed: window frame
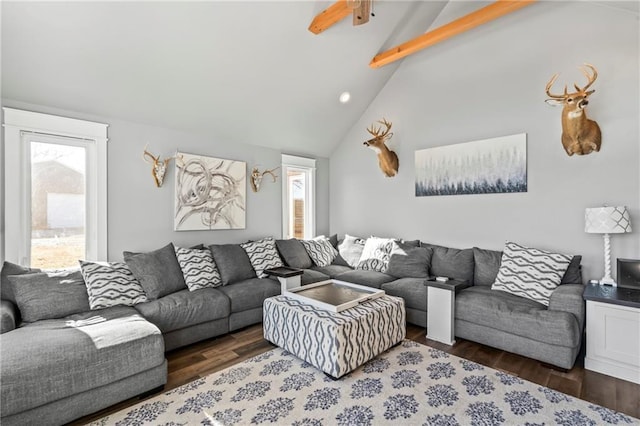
[3,107,109,265]
[281,154,316,239]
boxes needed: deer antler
[545,74,567,100]
[367,118,393,138]
[576,63,598,93]
[143,143,159,163]
[262,167,279,182]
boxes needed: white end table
[583,283,640,384]
[426,279,470,345]
[264,266,304,293]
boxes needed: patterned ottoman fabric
[263,295,406,378]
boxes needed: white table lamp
[585,206,632,286]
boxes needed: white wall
[1,100,330,261]
[329,1,639,281]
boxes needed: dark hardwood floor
[73,323,640,424]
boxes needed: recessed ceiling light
[339,92,351,103]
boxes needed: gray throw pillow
[386,242,433,278]
[275,239,313,269]
[422,243,474,283]
[561,255,582,284]
[209,244,257,285]
[1,261,41,304]
[79,261,148,309]
[472,247,503,287]
[124,243,187,301]
[7,270,90,322]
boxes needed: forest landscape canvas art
[415,134,527,197]
[174,152,246,231]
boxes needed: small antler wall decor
[143,144,174,187]
[250,167,279,192]
[545,63,602,156]
[363,118,398,177]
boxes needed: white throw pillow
[357,237,395,272]
[240,237,284,278]
[300,237,338,267]
[338,234,366,268]
[491,241,572,306]
[174,246,222,290]
[79,261,148,310]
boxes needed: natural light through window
[30,140,87,269]
[282,154,316,240]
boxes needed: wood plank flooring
[72,324,640,424]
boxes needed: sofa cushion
[357,237,394,272]
[1,300,17,334]
[491,242,571,306]
[124,243,187,300]
[311,264,353,278]
[386,242,432,278]
[335,269,395,289]
[473,247,503,287]
[209,244,257,285]
[301,269,330,285]
[275,239,313,269]
[79,261,148,310]
[561,255,583,284]
[300,237,338,267]
[336,234,366,268]
[217,278,280,312]
[7,270,90,323]
[381,278,427,311]
[174,246,222,290]
[134,288,230,333]
[241,237,284,278]
[1,261,41,304]
[0,306,164,417]
[456,286,581,347]
[422,243,474,284]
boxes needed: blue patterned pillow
[241,237,284,278]
[491,242,571,306]
[79,261,148,310]
[174,246,222,290]
[300,237,338,267]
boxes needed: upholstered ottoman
[263,295,405,378]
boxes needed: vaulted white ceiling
[3,1,636,158]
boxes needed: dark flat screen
[618,258,640,289]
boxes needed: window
[282,154,315,239]
[3,108,108,267]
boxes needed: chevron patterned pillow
[79,261,148,310]
[491,242,572,306]
[174,246,222,290]
[241,237,284,278]
[300,237,338,267]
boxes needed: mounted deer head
[250,167,279,192]
[545,63,602,156]
[364,118,398,177]
[143,144,174,187]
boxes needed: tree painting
[174,152,246,230]
[415,134,527,197]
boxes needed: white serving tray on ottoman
[283,279,385,313]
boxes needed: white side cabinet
[584,284,640,385]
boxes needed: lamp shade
[585,206,632,234]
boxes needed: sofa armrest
[1,300,18,333]
[548,284,585,332]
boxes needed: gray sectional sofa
[0,236,585,425]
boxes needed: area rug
[89,341,638,425]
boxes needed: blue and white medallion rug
[90,341,638,425]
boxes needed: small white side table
[264,266,304,293]
[426,279,471,345]
[583,284,640,384]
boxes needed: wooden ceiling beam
[369,0,537,69]
[308,0,352,35]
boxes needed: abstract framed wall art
[415,133,527,197]
[174,152,246,230]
